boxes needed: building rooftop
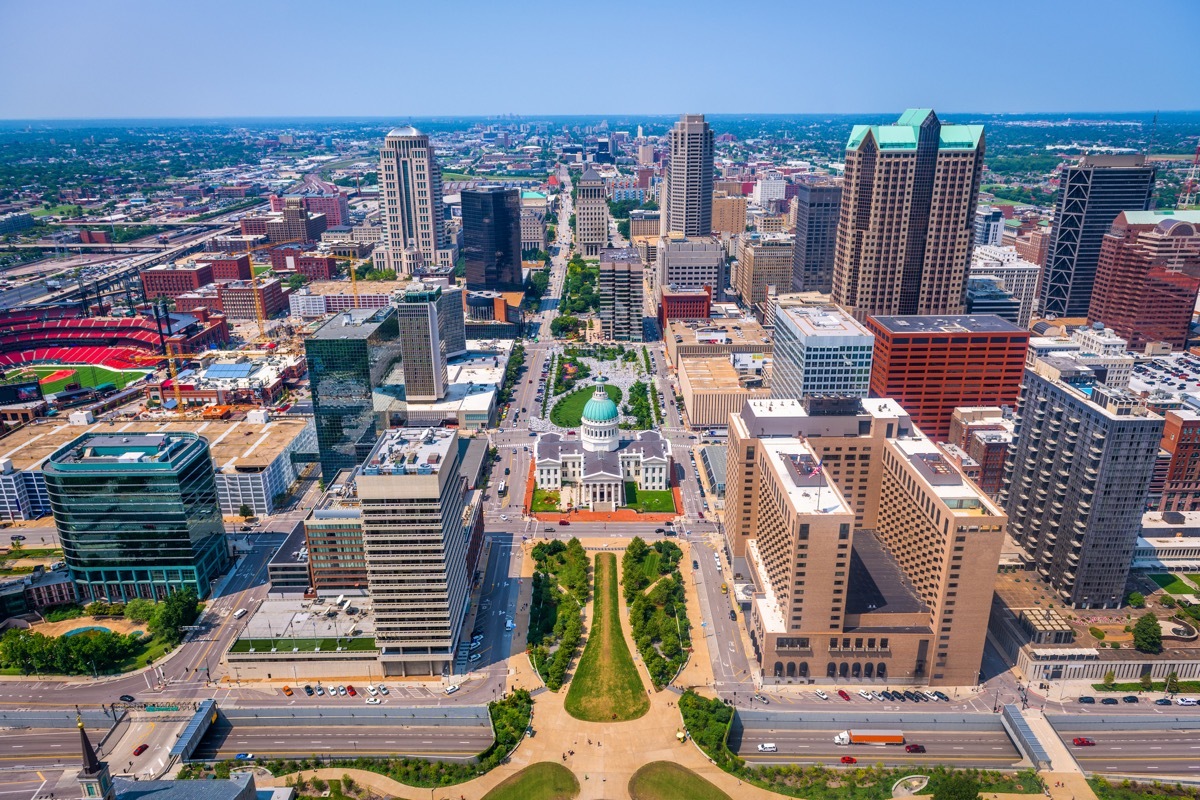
[777,306,874,339]
[845,531,929,616]
[46,432,202,469]
[667,317,773,348]
[762,439,849,516]
[847,109,984,152]
[870,314,1027,334]
[890,437,998,513]
[361,427,457,477]
[0,417,313,473]
[679,357,759,391]
[308,306,395,341]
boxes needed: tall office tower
[656,234,725,294]
[770,306,874,399]
[575,167,609,257]
[725,396,1005,686]
[1040,155,1156,318]
[306,307,403,478]
[661,114,714,236]
[867,315,1029,441]
[357,428,470,677]
[735,232,795,309]
[969,245,1041,328]
[1001,358,1163,608]
[598,247,644,341]
[43,431,230,601]
[1088,210,1200,351]
[832,109,985,320]
[462,186,524,291]
[973,206,1005,247]
[791,180,843,292]
[1158,409,1200,512]
[395,284,454,402]
[379,126,451,275]
[711,191,747,236]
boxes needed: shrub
[1089,626,1106,640]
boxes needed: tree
[1140,671,1154,691]
[1133,611,1163,654]
[1103,669,1116,687]
[1126,591,1146,608]
[1166,670,1180,693]
[239,504,253,519]
[149,588,199,646]
[933,773,981,800]
[124,598,156,624]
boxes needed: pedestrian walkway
[1021,707,1084,774]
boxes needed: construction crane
[1180,143,1200,209]
[132,341,185,416]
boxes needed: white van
[1178,697,1199,706]
[233,608,247,619]
[757,743,778,753]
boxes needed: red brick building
[78,229,111,244]
[240,199,326,244]
[658,286,711,327]
[1157,409,1200,512]
[1088,211,1200,351]
[217,278,287,320]
[141,263,214,300]
[270,189,350,227]
[198,254,252,281]
[867,315,1030,441]
[268,245,337,280]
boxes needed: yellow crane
[132,342,185,415]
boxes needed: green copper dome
[582,387,619,423]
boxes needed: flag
[808,459,822,477]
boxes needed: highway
[735,726,1022,768]
[192,723,492,760]
[1053,720,1200,775]
[0,726,110,771]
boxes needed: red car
[840,756,857,764]
[133,744,148,756]
[559,519,571,526]
[837,689,851,701]
[346,685,357,697]
[1072,737,1095,747]
[905,744,926,753]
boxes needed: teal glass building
[43,431,230,601]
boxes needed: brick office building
[198,254,252,281]
[867,315,1029,441]
[268,244,338,281]
[141,263,214,300]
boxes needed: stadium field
[0,364,150,394]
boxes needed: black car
[655,528,665,533]
[1078,696,1096,704]
[303,685,314,696]
[729,609,737,621]
[119,694,135,702]
[934,691,950,702]
[880,691,894,701]
[10,534,26,541]
[1122,695,1139,704]
[1155,698,1173,706]
[692,560,699,570]
[1101,697,1119,705]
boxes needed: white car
[815,689,829,700]
[500,514,508,521]
[365,697,381,705]
[469,641,482,650]
[444,685,460,695]
[469,653,483,663]
[366,685,378,696]
[757,743,777,753]
[858,690,873,701]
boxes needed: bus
[497,481,508,496]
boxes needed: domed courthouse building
[535,381,672,512]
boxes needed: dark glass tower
[305,306,403,478]
[791,180,842,292]
[43,431,230,601]
[462,186,523,291]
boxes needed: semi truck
[834,730,905,746]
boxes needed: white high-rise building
[661,114,713,237]
[379,127,453,275]
[771,306,874,399]
[751,173,787,209]
[969,245,1042,328]
[576,167,609,257]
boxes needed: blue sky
[1,0,1197,119]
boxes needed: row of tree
[622,538,690,688]
[527,539,589,690]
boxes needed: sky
[1,0,1198,120]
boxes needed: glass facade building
[43,432,230,601]
[305,306,403,478]
[462,186,523,291]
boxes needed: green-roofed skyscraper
[832,108,986,320]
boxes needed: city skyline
[1,0,1198,119]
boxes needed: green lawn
[481,762,579,800]
[629,762,730,800]
[1187,575,1200,591]
[1,364,149,393]
[564,553,649,722]
[252,265,272,276]
[639,550,662,580]
[31,204,82,217]
[228,637,377,653]
[624,483,677,514]
[1093,679,1200,693]
[1149,573,1195,595]
[531,488,562,512]
[550,384,622,428]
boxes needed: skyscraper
[973,206,1005,247]
[832,109,985,320]
[1001,358,1163,608]
[357,427,472,677]
[661,114,714,237]
[598,247,644,341]
[1087,210,1200,351]
[791,180,842,292]
[462,186,523,291]
[306,307,403,478]
[735,232,794,309]
[575,167,608,257]
[395,284,455,402]
[1040,155,1156,318]
[770,306,874,399]
[378,126,451,275]
[44,431,230,601]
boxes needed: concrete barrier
[220,705,491,728]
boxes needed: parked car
[1077,696,1096,704]
[346,685,357,697]
[303,685,314,696]
[337,686,346,696]
[282,686,293,696]
[1122,696,1139,704]
[235,753,254,760]
[905,744,926,753]
[815,689,829,700]
[469,653,483,662]
[444,685,460,695]
[378,685,389,695]
[692,560,699,570]
[1101,697,1119,705]
[315,686,325,696]
[837,690,851,701]
[858,690,873,701]
[933,691,950,702]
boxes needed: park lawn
[550,384,622,428]
[531,488,561,513]
[117,636,175,672]
[628,762,730,800]
[1187,574,1200,591]
[252,265,272,276]
[623,483,677,514]
[481,762,580,800]
[1093,679,1200,693]
[31,204,82,217]
[639,550,662,580]
[564,552,649,722]
[1149,573,1195,595]
[3,364,148,393]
